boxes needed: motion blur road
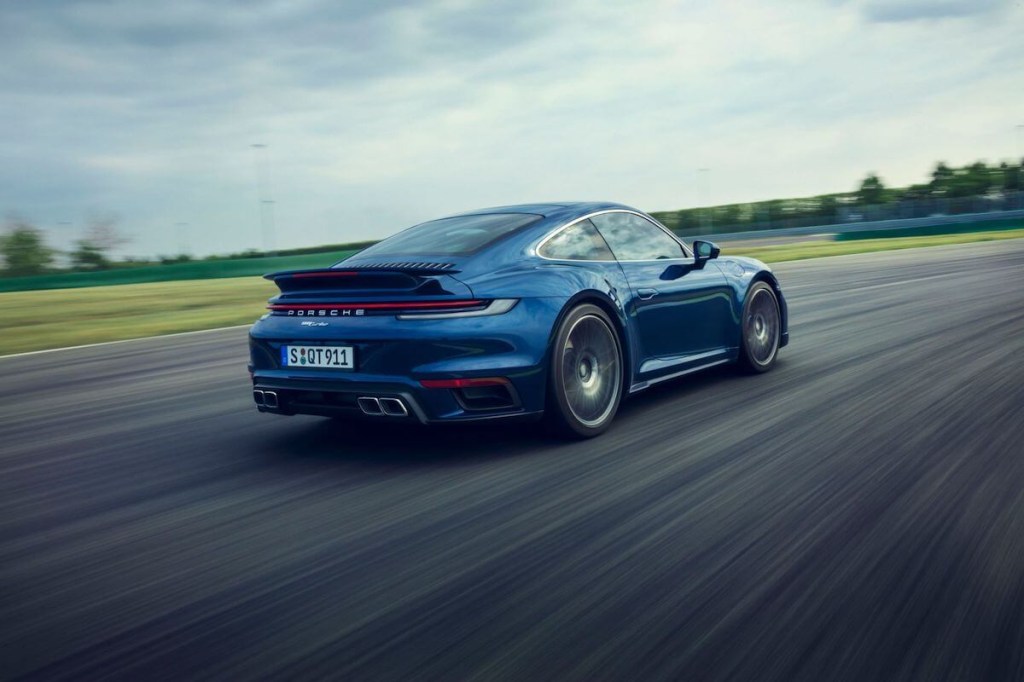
[2,241,1023,681]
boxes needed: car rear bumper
[248,296,564,422]
[250,373,545,424]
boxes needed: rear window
[354,213,542,258]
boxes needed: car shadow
[257,416,564,468]
[255,361,777,468]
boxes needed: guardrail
[689,208,1024,243]
[0,248,359,293]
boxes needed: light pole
[251,143,277,256]
[697,168,712,232]
[1015,125,1024,210]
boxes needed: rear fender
[545,290,635,396]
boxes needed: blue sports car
[249,202,788,437]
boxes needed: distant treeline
[87,240,379,269]
[3,158,1023,279]
[0,248,361,293]
[651,159,1024,235]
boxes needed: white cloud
[857,0,1009,23]
[0,0,1022,256]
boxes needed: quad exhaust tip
[253,389,279,409]
[357,396,383,415]
[379,397,409,417]
[358,396,409,417]
[258,391,404,416]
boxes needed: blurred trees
[71,215,129,271]
[70,242,109,270]
[653,158,1024,236]
[1002,162,1022,192]
[857,173,886,205]
[931,162,955,191]
[0,214,134,277]
[0,218,54,276]
[3,158,1020,273]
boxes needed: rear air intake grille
[343,262,456,271]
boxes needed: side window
[590,212,685,260]
[538,219,615,260]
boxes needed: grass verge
[1,230,1022,356]
[0,278,275,355]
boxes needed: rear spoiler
[265,263,460,282]
[264,266,464,295]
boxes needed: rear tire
[738,282,781,373]
[546,304,624,439]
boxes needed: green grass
[0,277,276,355]
[1,229,1023,356]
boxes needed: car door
[589,211,734,377]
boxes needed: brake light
[420,377,510,389]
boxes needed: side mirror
[692,240,720,269]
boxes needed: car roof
[446,201,632,220]
[339,201,651,272]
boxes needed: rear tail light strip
[268,298,517,319]
[268,299,486,314]
[397,298,518,320]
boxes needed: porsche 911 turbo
[248,202,788,437]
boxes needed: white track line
[0,325,251,360]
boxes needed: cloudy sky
[1,0,1022,257]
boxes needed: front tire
[738,282,781,373]
[546,304,624,438]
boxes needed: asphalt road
[2,240,1023,681]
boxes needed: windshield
[351,213,542,259]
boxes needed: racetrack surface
[2,241,1023,681]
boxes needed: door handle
[637,288,659,300]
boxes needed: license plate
[281,345,354,369]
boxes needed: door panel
[617,260,734,371]
[587,211,735,377]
